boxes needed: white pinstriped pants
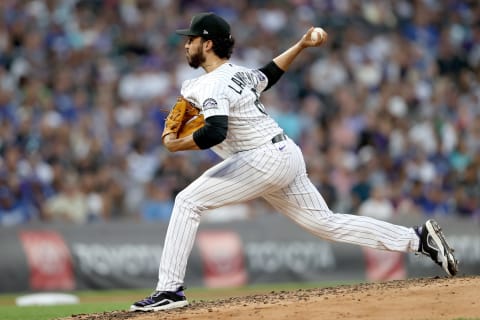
[156,138,419,291]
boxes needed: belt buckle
[272,133,286,144]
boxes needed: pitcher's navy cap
[176,12,231,39]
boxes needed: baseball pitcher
[130,12,458,312]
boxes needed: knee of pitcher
[173,191,206,218]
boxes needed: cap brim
[175,29,201,36]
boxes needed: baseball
[311,27,326,43]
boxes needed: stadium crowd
[0,0,479,226]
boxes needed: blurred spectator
[405,147,436,183]
[453,162,480,218]
[358,184,395,220]
[309,47,348,96]
[405,178,428,215]
[350,164,372,212]
[124,136,161,215]
[419,182,452,216]
[139,178,174,222]
[43,172,89,224]
[0,185,34,226]
[449,138,472,173]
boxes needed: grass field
[0,281,346,320]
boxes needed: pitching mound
[67,276,479,320]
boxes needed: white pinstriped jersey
[180,63,283,158]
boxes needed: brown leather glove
[178,113,205,138]
[162,97,204,139]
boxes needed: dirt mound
[67,275,479,320]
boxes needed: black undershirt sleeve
[258,61,285,91]
[192,115,228,149]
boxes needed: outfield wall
[0,215,478,293]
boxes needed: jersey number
[251,88,267,115]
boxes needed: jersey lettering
[251,88,267,115]
[228,71,261,95]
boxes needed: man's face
[185,36,206,69]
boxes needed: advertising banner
[19,230,75,291]
[0,215,478,293]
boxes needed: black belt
[271,133,287,144]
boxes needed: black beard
[188,47,205,69]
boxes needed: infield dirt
[65,275,479,320]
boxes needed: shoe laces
[150,291,163,298]
[136,292,159,305]
[149,287,186,299]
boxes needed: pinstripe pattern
[157,140,298,290]
[263,145,419,252]
[156,139,419,291]
[156,64,420,291]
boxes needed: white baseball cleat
[416,219,459,277]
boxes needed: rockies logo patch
[203,98,218,111]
